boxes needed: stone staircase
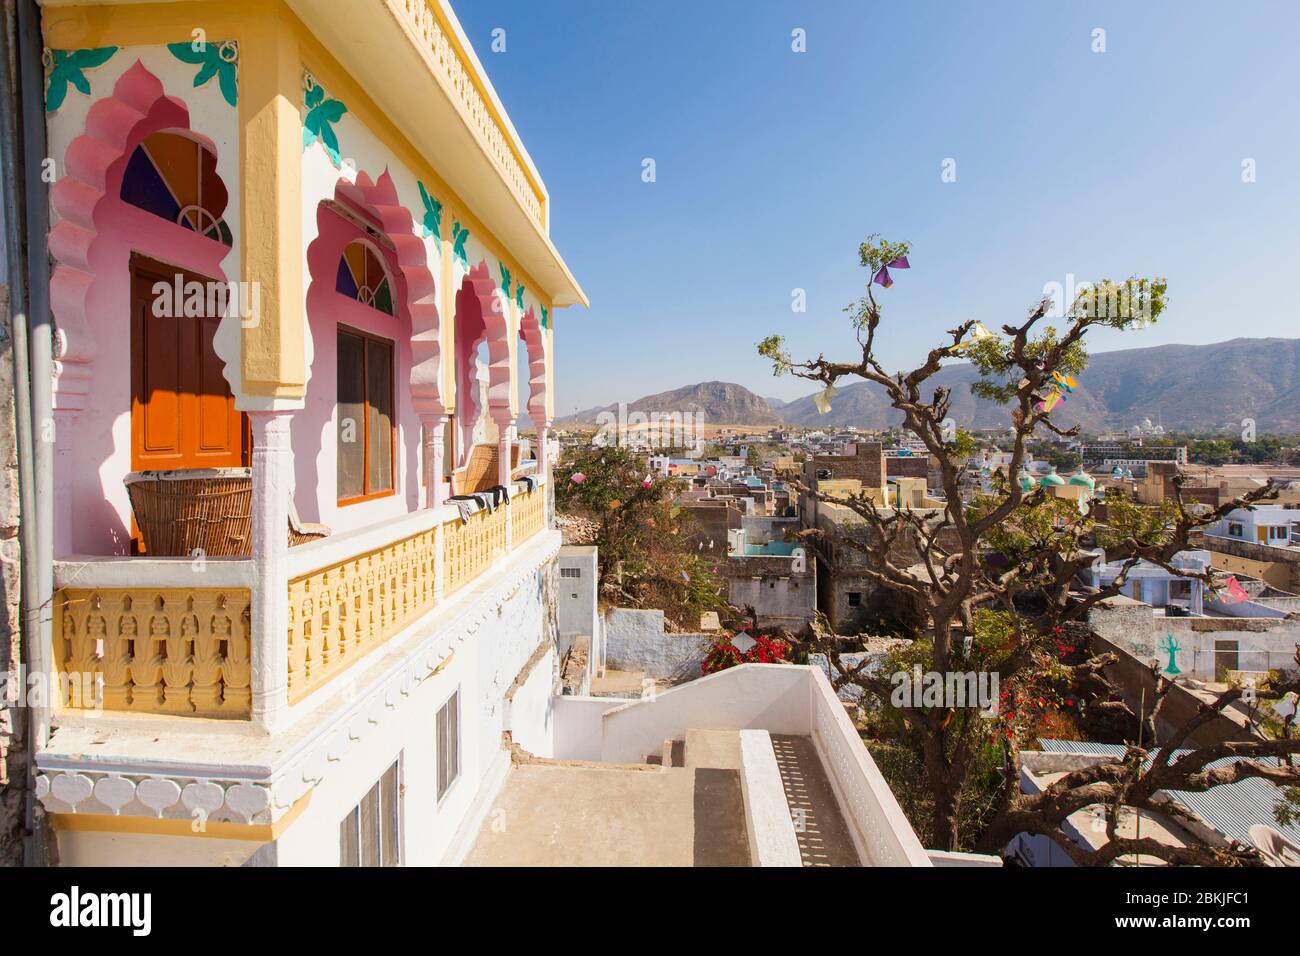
[640,729,859,867]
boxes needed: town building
[1199,504,1300,590]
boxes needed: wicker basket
[452,444,523,496]
[126,468,253,557]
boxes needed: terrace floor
[463,729,863,867]
[462,762,750,866]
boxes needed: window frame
[339,757,403,867]
[436,689,461,804]
[336,323,397,506]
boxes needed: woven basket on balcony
[452,443,522,496]
[126,468,253,557]
[126,469,330,556]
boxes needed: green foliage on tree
[555,445,725,629]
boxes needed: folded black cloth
[481,484,510,509]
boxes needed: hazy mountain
[774,338,1300,432]
[763,396,789,411]
[558,381,780,426]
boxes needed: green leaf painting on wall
[450,222,469,269]
[167,40,239,107]
[498,263,511,298]
[515,283,525,310]
[45,47,118,112]
[540,306,549,330]
[302,80,348,168]
[417,181,442,252]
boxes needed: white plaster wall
[602,607,711,681]
[473,568,547,775]
[508,644,556,759]
[269,565,545,865]
[599,664,811,764]
[808,667,931,867]
[267,635,478,866]
[551,695,623,761]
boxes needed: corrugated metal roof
[1035,739,1299,847]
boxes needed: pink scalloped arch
[48,60,231,410]
[458,259,513,422]
[518,305,548,426]
[351,170,443,418]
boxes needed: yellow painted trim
[42,1,259,48]
[238,4,307,398]
[49,790,312,841]
[288,10,552,315]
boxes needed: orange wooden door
[130,255,248,472]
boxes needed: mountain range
[558,338,1300,433]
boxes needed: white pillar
[424,414,448,509]
[496,421,514,488]
[536,422,550,476]
[249,410,293,732]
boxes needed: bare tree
[974,657,1300,866]
[760,234,1290,852]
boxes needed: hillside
[558,380,780,426]
[774,338,1300,432]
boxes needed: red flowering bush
[702,640,745,675]
[746,635,789,664]
[701,633,791,674]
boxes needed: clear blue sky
[455,0,1300,416]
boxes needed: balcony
[52,484,550,720]
[285,0,586,307]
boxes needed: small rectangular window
[560,567,582,579]
[340,759,401,867]
[437,690,460,801]
[847,592,862,607]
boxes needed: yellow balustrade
[286,524,440,704]
[54,588,253,718]
[443,504,508,597]
[55,493,547,717]
[510,487,545,546]
[397,0,546,228]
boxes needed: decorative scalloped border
[36,532,560,825]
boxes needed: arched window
[119,130,232,245]
[336,240,394,315]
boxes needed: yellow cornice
[50,790,312,841]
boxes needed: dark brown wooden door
[130,255,248,472]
